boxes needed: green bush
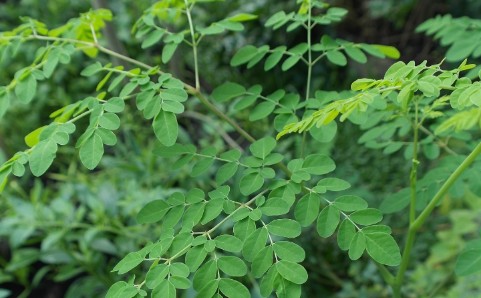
[1,1,481,297]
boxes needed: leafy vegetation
[1,0,481,297]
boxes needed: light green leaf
[344,46,367,63]
[99,113,120,130]
[29,140,58,176]
[196,279,219,298]
[252,245,273,278]
[333,195,368,212]
[79,133,104,170]
[215,235,242,253]
[162,43,179,64]
[264,47,286,71]
[212,82,246,102]
[273,241,305,263]
[142,30,164,49]
[259,266,277,297]
[350,208,383,225]
[170,276,191,289]
[0,89,10,118]
[231,45,259,67]
[309,121,337,143]
[295,193,321,226]
[302,154,335,175]
[316,205,340,238]
[215,163,238,185]
[455,239,481,276]
[372,45,401,59]
[364,232,401,266]
[112,251,144,274]
[193,260,217,291]
[275,260,308,285]
[219,278,250,298]
[316,178,350,191]
[218,256,247,277]
[25,126,47,148]
[348,232,366,260]
[242,227,268,262]
[228,13,258,22]
[239,171,264,195]
[337,219,356,251]
[282,55,301,71]
[153,111,178,146]
[136,200,170,224]
[261,198,290,216]
[267,219,301,238]
[250,137,276,159]
[105,281,128,298]
[145,264,169,289]
[152,280,175,298]
[249,101,276,121]
[15,75,37,103]
[326,51,347,66]
[80,61,102,76]
[104,97,125,113]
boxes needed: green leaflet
[29,140,58,177]
[455,239,481,276]
[239,171,264,195]
[364,232,401,266]
[152,280,175,298]
[112,251,144,275]
[275,260,308,285]
[219,278,250,298]
[136,200,170,224]
[217,256,247,277]
[316,205,340,237]
[242,227,268,262]
[267,219,301,238]
[15,74,37,104]
[79,133,104,170]
[252,246,273,278]
[153,110,178,146]
[145,264,169,289]
[212,82,246,102]
[273,241,305,263]
[348,232,366,260]
[294,192,321,226]
[250,137,276,159]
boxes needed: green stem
[392,141,481,297]
[184,0,200,90]
[305,2,312,101]
[410,102,419,224]
[412,141,481,231]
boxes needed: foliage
[1,0,481,297]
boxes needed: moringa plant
[1,0,481,297]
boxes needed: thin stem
[409,101,419,224]
[419,125,457,155]
[184,0,200,90]
[305,1,313,101]
[194,91,256,143]
[392,141,481,297]
[411,141,481,231]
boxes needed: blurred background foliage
[1,0,481,297]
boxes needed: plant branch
[411,141,481,231]
[183,0,200,90]
[392,141,481,297]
